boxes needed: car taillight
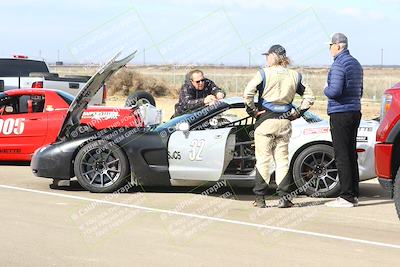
[380,94,392,123]
[32,81,43,88]
[102,84,107,104]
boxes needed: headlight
[380,94,392,123]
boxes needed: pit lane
[0,164,399,266]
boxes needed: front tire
[74,140,130,193]
[394,168,400,220]
[293,144,340,198]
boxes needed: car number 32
[0,118,25,135]
[189,139,205,161]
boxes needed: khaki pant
[254,118,292,185]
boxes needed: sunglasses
[192,79,205,84]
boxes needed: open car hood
[57,51,137,140]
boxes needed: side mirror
[0,80,4,92]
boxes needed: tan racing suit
[243,65,315,197]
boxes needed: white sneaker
[354,197,359,207]
[325,197,356,208]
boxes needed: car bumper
[31,144,74,180]
[375,143,393,179]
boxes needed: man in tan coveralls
[243,44,315,208]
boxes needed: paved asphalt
[0,164,399,266]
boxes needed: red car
[0,88,146,161]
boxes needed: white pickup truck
[0,56,106,105]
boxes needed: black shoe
[253,195,266,208]
[277,198,294,208]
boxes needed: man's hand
[246,106,264,118]
[216,92,225,100]
[287,108,308,121]
[204,95,217,105]
[287,110,301,121]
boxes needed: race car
[0,85,158,161]
[31,52,379,197]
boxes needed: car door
[168,127,236,181]
[0,94,48,157]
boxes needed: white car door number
[0,118,25,135]
[189,139,205,161]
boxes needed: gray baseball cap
[328,33,348,44]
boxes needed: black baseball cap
[262,44,286,56]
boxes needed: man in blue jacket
[324,33,363,208]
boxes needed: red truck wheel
[395,168,400,220]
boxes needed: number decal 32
[189,139,205,161]
[0,118,25,135]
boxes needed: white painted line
[1,184,400,249]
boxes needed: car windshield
[56,91,75,105]
[155,113,193,132]
[0,59,49,77]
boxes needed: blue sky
[1,0,399,66]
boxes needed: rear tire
[74,140,130,193]
[125,91,156,107]
[293,144,340,198]
[394,168,400,220]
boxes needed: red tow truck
[375,82,400,219]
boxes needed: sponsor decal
[303,127,329,135]
[358,127,373,132]
[168,151,182,160]
[356,136,368,142]
[82,111,120,120]
[0,148,21,153]
[0,118,25,135]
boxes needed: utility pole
[381,48,384,67]
[143,48,146,65]
[57,49,60,62]
[248,47,251,68]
